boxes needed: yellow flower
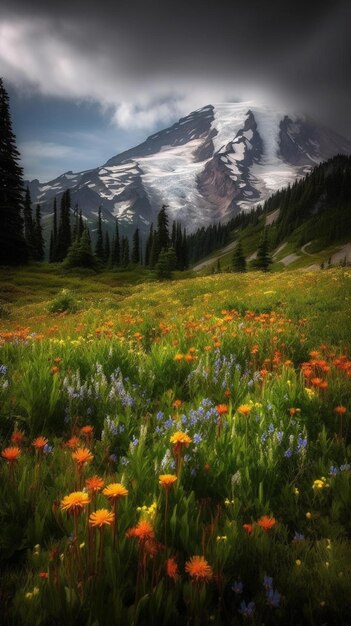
[103,483,129,501]
[306,511,312,519]
[295,559,302,566]
[60,491,90,515]
[312,477,329,490]
[89,508,115,528]
[237,404,252,416]
[170,431,192,446]
[159,474,177,489]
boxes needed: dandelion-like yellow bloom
[237,404,252,416]
[72,447,94,466]
[170,431,192,446]
[103,483,129,501]
[1,446,21,462]
[60,491,90,515]
[185,555,213,582]
[85,475,105,492]
[312,477,329,490]
[159,474,177,489]
[89,508,115,528]
[32,437,48,450]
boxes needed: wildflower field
[1,266,351,625]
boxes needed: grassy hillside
[1,266,351,624]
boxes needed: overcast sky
[1,0,350,181]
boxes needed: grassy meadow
[1,265,351,625]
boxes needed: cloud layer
[1,0,350,137]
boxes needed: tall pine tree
[232,240,247,272]
[56,190,71,261]
[132,228,140,264]
[0,78,28,264]
[34,204,45,261]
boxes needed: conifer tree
[132,228,140,264]
[23,186,35,256]
[95,206,104,261]
[121,236,130,267]
[56,190,71,261]
[145,223,153,267]
[34,204,45,261]
[255,229,272,272]
[0,77,28,264]
[65,227,97,269]
[232,240,247,272]
[78,210,84,239]
[104,231,111,264]
[49,197,58,262]
[157,204,170,253]
[112,219,121,266]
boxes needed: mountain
[26,102,351,235]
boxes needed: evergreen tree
[145,223,154,267]
[49,198,58,262]
[112,220,121,266]
[232,240,246,272]
[49,231,54,263]
[23,186,35,256]
[121,236,130,267]
[132,228,140,264]
[156,247,177,280]
[72,204,80,241]
[64,228,97,269]
[157,204,170,254]
[34,204,44,261]
[95,206,104,260]
[0,77,28,264]
[104,231,111,264]
[255,230,272,272]
[56,190,71,261]
[78,210,84,239]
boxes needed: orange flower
[159,474,177,489]
[32,437,48,450]
[81,425,94,436]
[311,377,323,387]
[85,475,105,492]
[39,572,49,579]
[60,491,90,515]
[166,556,179,580]
[243,523,254,535]
[103,483,128,501]
[216,404,229,415]
[289,408,297,416]
[66,436,80,449]
[11,431,25,445]
[72,447,94,466]
[224,389,231,398]
[237,404,251,416]
[1,446,21,462]
[173,399,183,409]
[170,431,192,446]
[257,515,276,532]
[185,555,213,583]
[89,508,115,528]
[335,405,347,415]
[53,357,62,364]
[126,520,154,542]
[174,353,183,361]
[51,366,59,375]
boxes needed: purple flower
[266,587,281,608]
[239,600,255,617]
[232,580,243,594]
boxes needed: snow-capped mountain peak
[26,102,351,235]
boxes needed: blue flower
[0,364,7,375]
[232,580,243,594]
[284,448,292,458]
[340,464,351,472]
[239,600,255,617]
[329,465,338,476]
[266,587,281,608]
[263,575,273,590]
[293,531,305,542]
[109,453,118,463]
[193,433,202,445]
[43,444,53,454]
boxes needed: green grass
[1,266,351,625]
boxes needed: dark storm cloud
[1,0,350,136]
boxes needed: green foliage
[48,289,79,314]
[0,267,351,624]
